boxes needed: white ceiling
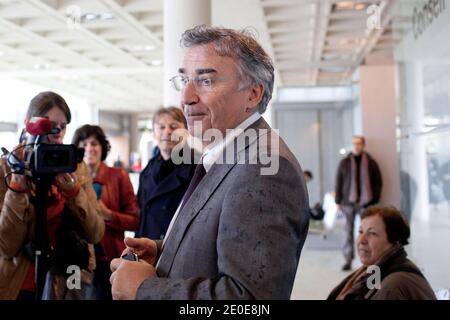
[0,0,408,113]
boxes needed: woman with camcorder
[0,91,104,300]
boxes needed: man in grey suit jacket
[110,25,310,300]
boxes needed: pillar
[359,64,401,207]
[163,0,211,107]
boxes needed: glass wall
[395,0,450,289]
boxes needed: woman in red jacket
[72,124,139,300]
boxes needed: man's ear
[246,84,264,111]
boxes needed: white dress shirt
[157,112,261,262]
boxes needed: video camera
[27,143,83,175]
[4,117,84,176]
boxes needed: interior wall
[394,0,450,290]
[275,108,320,204]
[99,111,131,169]
[320,107,354,195]
[107,136,130,168]
[274,103,354,205]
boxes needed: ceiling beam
[338,0,395,85]
[276,52,311,60]
[265,9,314,22]
[123,0,163,13]
[0,17,100,67]
[310,0,332,85]
[98,0,163,47]
[261,0,342,6]
[1,66,161,77]
[257,0,284,87]
[20,0,151,68]
[268,24,314,34]
[277,59,354,71]
[353,1,395,69]
[0,42,57,69]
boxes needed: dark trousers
[342,204,365,264]
[17,290,36,301]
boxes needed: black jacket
[136,149,197,239]
[335,152,382,206]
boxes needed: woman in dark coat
[137,107,197,240]
[328,206,436,300]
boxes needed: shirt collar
[202,112,261,172]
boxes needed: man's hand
[122,237,158,266]
[110,258,156,300]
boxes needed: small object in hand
[121,252,139,261]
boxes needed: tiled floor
[409,206,450,290]
[290,226,361,300]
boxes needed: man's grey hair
[181,25,275,114]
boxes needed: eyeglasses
[169,74,233,92]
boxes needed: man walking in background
[335,136,382,271]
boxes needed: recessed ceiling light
[33,63,51,70]
[81,12,114,22]
[125,45,156,52]
[335,1,369,11]
[151,60,162,66]
[82,13,96,21]
[336,1,355,10]
[99,13,114,20]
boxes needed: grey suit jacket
[136,118,310,300]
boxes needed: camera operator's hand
[9,142,29,192]
[10,173,28,192]
[55,172,80,198]
[121,237,159,266]
[98,200,113,221]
